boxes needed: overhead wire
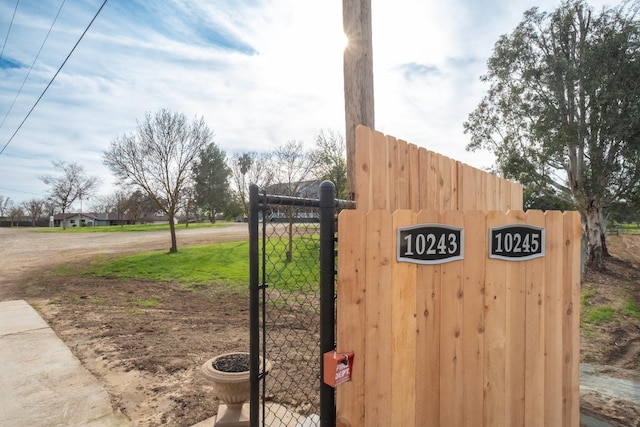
[0,0,20,62]
[0,0,67,129]
[0,0,109,157]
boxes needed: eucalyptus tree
[464,0,640,270]
[104,109,213,253]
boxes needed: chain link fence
[249,183,354,427]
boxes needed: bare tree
[40,161,98,230]
[271,140,319,261]
[122,190,154,225]
[22,198,46,227]
[311,129,348,199]
[0,196,13,220]
[103,109,213,253]
[9,205,24,227]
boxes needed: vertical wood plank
[371,130,389,210]
[524,210,546,426]
[387,135,399,212]
[336,210,367,426]
[391,210,418,427]
[396,138,410,210]
[354,125,372,211]
[414,210,441,426]
[364,210,393,426]
[505,210,526,427]
[544,211,564,426]
[562,211,581,427]
[462,210,486,426]
[484,210,507,426]
[408,143,420,210]
[418,147,430,210]
[439,210,465,427]
[478,168,488,210]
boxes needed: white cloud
[0,0,618,205]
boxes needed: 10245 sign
[397,224,464,265]
[489,225,545,261]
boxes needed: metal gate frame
[249,182,354,427]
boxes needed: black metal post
[249,184,260,427]
[319,181,336,427]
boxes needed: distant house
[53,212,174,227]
[264,179,321,199]
[262,180,321,223]
[53,213,98,228]
[94,212,131,226]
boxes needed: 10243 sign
[397,224,464,265]
[489,225,545,261]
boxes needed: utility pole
[343,0,374,199]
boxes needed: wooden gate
[333,126,581,426]
[336,209,581,427]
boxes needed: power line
[0,0,20,62]
[0,0,67,129]
[0,186,46,198]
[0,0,108,157]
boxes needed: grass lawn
[85,236,320,291]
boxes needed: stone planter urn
[201,352,270,426]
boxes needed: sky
[0,0,615,208]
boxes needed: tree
[40,161,97,230]
[103,109,213,253]
[8,205,24,226]
[271,140,319,261]
[464,0,640,270]
[193,142,231,222]
[229,151,273,215]
[311,129,348,199]
[123,190,156,224]
[22,198,46,227]
[0,196,13,220]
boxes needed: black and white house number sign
[397,224,464,264]
[489,225,545,261]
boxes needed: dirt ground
[1,225,639,426]
[0,224,253,426]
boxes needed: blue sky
[0,0,613,206]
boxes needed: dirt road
[0,224,248,298]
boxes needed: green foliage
[464,0,640,269]
[193,142,231,222]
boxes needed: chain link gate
[249,182,354,427]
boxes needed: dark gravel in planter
[212,353,250,373]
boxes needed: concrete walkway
[0,300,129,427]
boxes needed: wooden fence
[353,126,523,212]
[336,209,581,427]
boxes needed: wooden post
[343,0,374,199]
